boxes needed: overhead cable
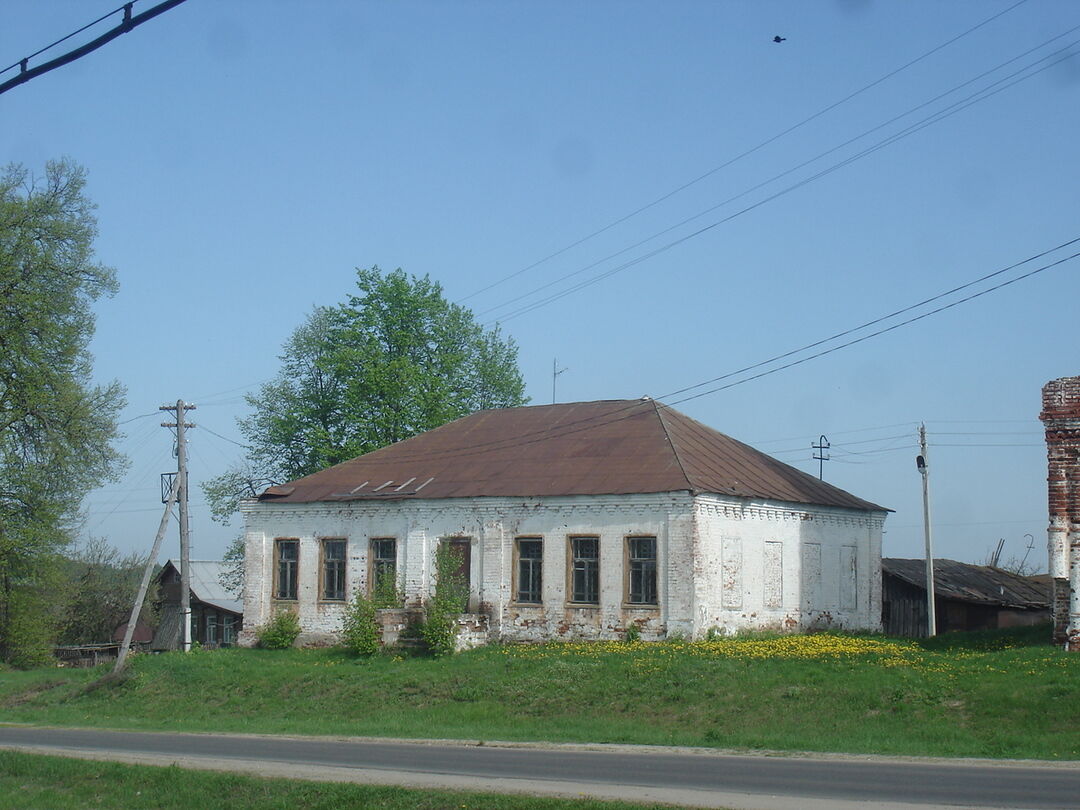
[348,237,1080,465]
[458,0,1031,304]
[0,0,189,96]
[484,32,1080,325]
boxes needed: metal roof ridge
[651,399,696,494]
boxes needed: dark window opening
[517,539,543,603]
[323,539,346,601]
[627,536,657,605]
[570,536,599,604]
[370,538,396,593]
[276,539,298,600]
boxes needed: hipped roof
[259,399,887,512]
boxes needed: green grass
[2,625,1077,760]
[0,750,673,810]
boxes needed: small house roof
[882,558,1050,609]
[258,399,887,512]
[161,559,243,615]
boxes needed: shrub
[625,622,641,643]
[419,543,469,657]
[341,591,380,656]
[255,609,300,649]
[371,571,403,609]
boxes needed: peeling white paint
[239,492,885,645]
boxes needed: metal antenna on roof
[1019,533,1035,574]
[552,358,568,404]
[812,434,830,480]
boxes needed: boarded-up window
[763,541,783,608]
[721,536,742,609]
[803,542,822,610]
[840,545,857,610]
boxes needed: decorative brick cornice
[693,494,884,529]
[244,492,693,527]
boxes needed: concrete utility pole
[161,400,196,652]
[916,423,937,637]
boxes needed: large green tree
[205,267,527,523]
[57,537,152,645]
[0,160,126,666]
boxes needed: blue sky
[2,0,1077,568]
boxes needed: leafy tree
[218,535,245,598]
[0,160,126,665]
[58,537,152,645]
[205,267,527,515]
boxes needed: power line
[0,0,189,96]
[663,235,1080,403]
[485,35,1080,325]
[457,0,1031,305]
[327,237,1079,468]
[0,2,140,76]
[199,424,251,450]
[749,421,917,446]
[668,247,1080,408]
[119,410,160,425]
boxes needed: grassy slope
[0,750,670,810]
[2,626,1077,760]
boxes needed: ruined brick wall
[1040,376,1080,649]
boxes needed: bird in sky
[773,35,787,43]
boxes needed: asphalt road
[1,726,1078,810]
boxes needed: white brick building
[240,399,888,645]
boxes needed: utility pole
[812,434,830,480]
[161,400,196,652]
[552,358,568,404]
[115,476,178,672]
[916,423,937,637]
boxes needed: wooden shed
[882,558,1050,637]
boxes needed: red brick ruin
[1040,376,1080,649]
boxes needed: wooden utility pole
[114,477,178,672]
[161,400,196,652]
[917,423,937,637]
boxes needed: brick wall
[238,491,886,646]
[1040,376,1080,649]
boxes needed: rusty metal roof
[259,398,887,512]
[882,558,1050,609]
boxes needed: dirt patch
[2,680,64,708]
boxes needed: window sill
[509,601,543,608]
[564,602,600,609]
[622,602,660,610]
